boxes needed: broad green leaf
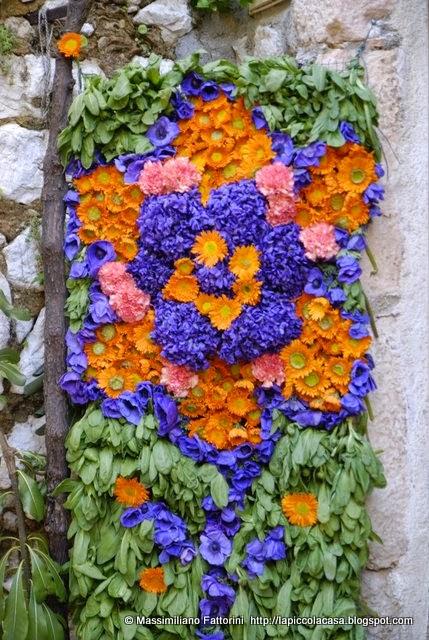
[0,361,26,386]
[41,603,65,640]
[3,564,29,640]
[28,588,49,640]
[17,470,45,521]
[264,69,287,92]
[210,473,229,508]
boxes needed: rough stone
[133,0,192,46]
[0,234,6,249]
[3,17,35,41]
[1,511,18,532]
[0,125,47,205]
[15,317,35,344]
[131,56,174,75]
[253,24,286,58]
[2,226,42,290]
[42,0,68,9]
[12,307,45,393]
[0,272,11,348]
[0,55,54,120]
[286,0,395,47]
[0,415,46,490]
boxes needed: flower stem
[364,396,374,421]
[365,244,378,275]
[363,292,379,338]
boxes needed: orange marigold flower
[306,297,332,321]
[208,296,242,330]
[229,245,260,280]
[228,428,249,447]
[195,293,218,316]
[303,178,329,207]
[204,412,235,449]
[175,257,194,276]
[337,145,377,193]
[114,476,149,507]
[57,32,84,59]
[281,341,314,378]
[192,230,228,267]
[90,166,124,192]
[325,357,352,389]
[294,363,330,398]
[232,278,262,306]
[340,334,372,359]
[282,493,319,527]
[139,567,167,594]
[163,273,199,303]
[226,389,254,417]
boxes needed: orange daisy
[337,145,377,193]
[226,389,254,417]
[192,230,228,267]
[208,296,242,330]
[281,341,314,378]
[57,32,84,59]
[163,273,199,303]
[139,567,167,594]
[229,246,260,280]
[294,363,330,398]
[281,493,319,527]
[114,476,149,507]
[232,278,262,306]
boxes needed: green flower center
[319,316,333,330]
[109,376,124,391]
[351,168,365,184]
[101,325,116,340]
[223,163,238,178]
[331,193,345,211]
[332,364,344,376]
[296,503,310,515]
[304,372,320,387]
[211,130,224,141]
[88,206,101,221]
[290,353,306,369]
[92,342,105,356]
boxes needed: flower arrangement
[61,61,386,640]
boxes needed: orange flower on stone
[282,493,319,527]
[139,567,167,594]
[114,476,149,507]
[57,32,84,59]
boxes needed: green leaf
[17,470,45,521]
[152,441,174,475]
[274,581,292,617]
[264,69,287,92]
[41,603,65,640]
[28,588,49,640]
[0,547,14,620]
[0,361,26,386]
[75,562,106,580]
[3,564,29,640]
[84,92,100,116]
[210,473,229,508]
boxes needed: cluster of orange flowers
[163,236,262,331]
[175,95,274,202]
[179,358,262,450]
[74,165,142,261]
[280,294,371,411]
[296,143,376,232]
[84,312,162,397]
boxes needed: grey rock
[2,227,42,291]
[3,17,35,41]
[0,55,55,120]
[12,308,45,393]
[0,415,46,490]
[0,272,11,349]
[134,0,192,46]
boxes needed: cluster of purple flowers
[242,526,286,578]
[120,501,196,565]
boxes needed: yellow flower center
[304,372,320,387]
[296,502,310,516]
[351,167,365,184]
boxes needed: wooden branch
[0,426,31,602]
[41,0,93,592]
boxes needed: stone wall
[0,0,427,638]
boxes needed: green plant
[191,0,252,10]
[0,25,15,57]
[58,53,381,169]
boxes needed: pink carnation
[255,162,295,197]
[266,193,296,226]
[110,287,150,323]
[138,161,165,195]
[163,157,201,193]
[160,361,199,398]
[98,261,128,295]
[138,157,201,196]
[299,223,340,261]
[251,353,285,388]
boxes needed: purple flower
[201,81,221,102]
[153,300,220,369]
[115,147,176,183]
[196,631,224,640]
[59,372,100,404]
[69,260,89,279]
[375,163,385,178]
[176,434,212,462]
[64,233,80,261]
[341,393,364,414]
[270,132,294,165]
[153,391,179,436]
[101,397,123,418]
[170,91,195,119]
[117,392,146,425]
[304,268,327,296]
[180,543,197,565]
[337,255,362,284]
[181,71,205,96]
[196,261,235,295]
[349,360,376,397]
[200,598,230,620]
[120,507,147,528]
[87,291,116,327]
[260,224,309,298]
[200,529,232,565]
[363,183,384,204]
[339,121,360,143]
[334,228,350,248]
[347,233,366,252]
[220,82,236,100]
[127,248,173,297]
[252,107,268,130]
[86,241,116,277]
[264,527,286,560]
[294,141,326,168]
[327,287,346,304]
[201,574,235,600]
[147,116,179,147]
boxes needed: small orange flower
[192,230,228,267]
[57,32,84,59]
[139,567,167,594]
[232,278,262,306]
[337,145,376,193]
[163,273,199,303]
[208,296,242,330]
[229,246,260,280]
[114,476,149,507]
[282,493,319,527]
[226,389,254,417]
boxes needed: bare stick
[41,0,93,602]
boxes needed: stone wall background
[0,0,427,638]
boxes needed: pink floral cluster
[255,162,296,226]
[299,223,339,261]
[160,361,199,398]
[99,262,150,323]
[138,157,201,196]
[251,353,285,388]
